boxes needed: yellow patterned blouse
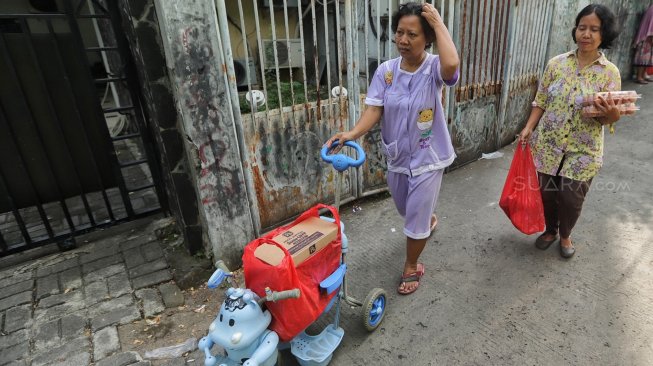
[531,50,621,182]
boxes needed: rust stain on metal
[251,165,271,225]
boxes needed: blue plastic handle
[207,269,230,289]
[321,140,366,172]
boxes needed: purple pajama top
[365,54,458,176]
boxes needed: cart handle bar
[321,140,366,172]
[258,288,301,306]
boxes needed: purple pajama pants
[387,169,444,240]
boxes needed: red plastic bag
[242,204,341,341]
[499,143,545,235]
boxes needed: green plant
[238,71,329,113]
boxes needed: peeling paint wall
[153,0,254,268]
[451,97,499,167]
[242,101,354,230]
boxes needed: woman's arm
[324,105,383,150]
[422,3,459,80]
[519,107,545,143]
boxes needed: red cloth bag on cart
[499,143,545,235]
[242,204,341,342]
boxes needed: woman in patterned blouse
[518,4,622,258]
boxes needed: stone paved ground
[0,216,214,366]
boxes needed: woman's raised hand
[422,3,444,29]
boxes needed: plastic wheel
[362,288,386,331]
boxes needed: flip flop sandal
[398,263,425,295]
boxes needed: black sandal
[534,233,558,250]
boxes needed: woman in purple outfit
[325,2,459,295]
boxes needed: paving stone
[93,326,120,361]
[91,305,141,331]
[34,300,86,323]
[36,275,59,300]
[85,280,110,305]
[59,267,82,290]
[1,280,33,300]
[0,271,33,289]
[158,283,184,308]
[88,294,134,317]
[0,291,32,312]
[129,258,168,278]
[85,263,127,284]
[141,242,164,262]
[0,329,29,349]
[4,304,32,333]
[49,351,91,366]
[107,272,132,298]
[123,247,146,269]
[135,288,165,317]
[132,269,172,290]
[0,341,29,365]
[158,359,186,366]
[80,245,120,264]
[3,359,28,366]
[36,257,79,277]
[34,318,61,351]
[31,337,90,366]
[38,289,83,309]
[60,313,87,341]
[120,237,148,252]
[82,255,124,275]
[96,351,143,366]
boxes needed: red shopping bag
[242,204,341,341]
[499,143,545,235]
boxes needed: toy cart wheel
[362,288,386,331]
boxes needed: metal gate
[0,0,164,256]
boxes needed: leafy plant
[239,70,329,113]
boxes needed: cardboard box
[254,216,338,266]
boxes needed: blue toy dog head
[207,288,271,349]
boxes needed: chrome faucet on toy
[198,261,299,366]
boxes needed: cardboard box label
[255,216,338,267]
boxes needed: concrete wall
[152,0,256,268]
[118,0,204,253]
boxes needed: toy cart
[198,140,387,366]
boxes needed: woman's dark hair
[391,2,435,49]
[572,4,619,49]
